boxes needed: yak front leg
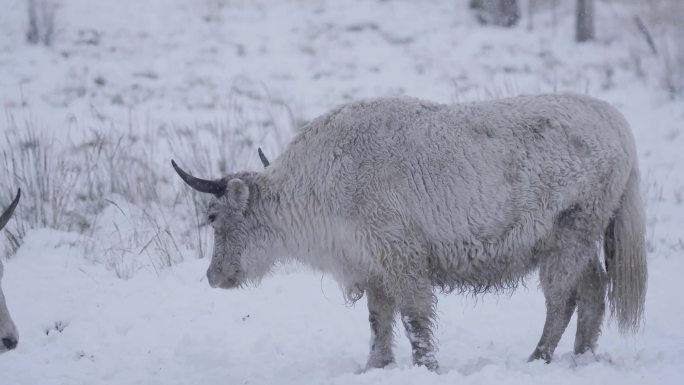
[399,280,439,371]
[365,281,396,369]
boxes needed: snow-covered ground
[1,0,683,384]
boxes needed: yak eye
[208,213,217,223]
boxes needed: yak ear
[226,178,249,210]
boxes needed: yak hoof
[413,354,439,372]
[365,356,394,371]
[528,348,552,364]
[363,359,394,373]
[419,359,440,372]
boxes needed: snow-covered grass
[0,0,683,384]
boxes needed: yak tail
[604,167,647,334]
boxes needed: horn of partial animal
[171,160,226,195]
[258,148,270,168]
[0,189,20,231]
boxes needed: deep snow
[1,0,683,384]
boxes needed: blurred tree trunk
[26,0,55,46]
[470,0,520,27]
[527,0,537,30]
[27,0,40,44]
[576,0,595,42]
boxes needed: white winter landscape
[0,0,683,384]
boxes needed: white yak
[173,94,646,370]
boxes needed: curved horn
[257,147,270,168]
[0,189,20,231]
[171,160,226,195]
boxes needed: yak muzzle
[206,269,240,289]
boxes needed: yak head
[0,189,20,353]
[172,150,276,289]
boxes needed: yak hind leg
[398,278,439,371]
[365,280,396,370]
[529,207,601,364]
[529,272,576,364]
[529,261,578,363]
[529,232,598,363]
[574,256,607,356]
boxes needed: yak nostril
[2,337,17,350]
